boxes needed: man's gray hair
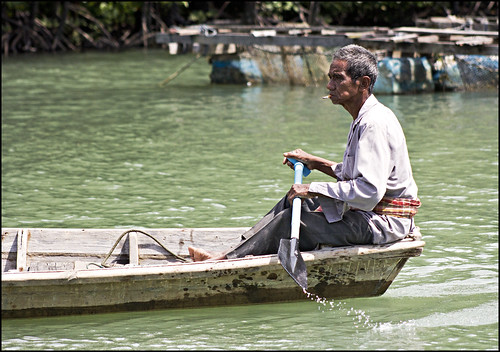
[332,44,378,93]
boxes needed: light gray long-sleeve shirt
[308,94,419,244]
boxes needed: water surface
[2,49,498,350]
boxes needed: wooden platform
[156,24,498,56]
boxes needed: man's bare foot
[188,247,226,262]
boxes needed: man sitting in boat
[189,44,420,262]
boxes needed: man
[188,44,420,262]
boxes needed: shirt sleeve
[332,163,343,181]
[309,120,391,211]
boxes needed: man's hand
[287,184,312,204]
[283,148,338,179]
[283,149,314,170]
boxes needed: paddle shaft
[277,160,308,289]
[290,162,304,240]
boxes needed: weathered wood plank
[390,33,419,43]
[417,35,440,43]
[2,228,250,272]
[394,26,498,37]
[16,229,28,272]
[356,38,498,55]
[2,228,248,256]
[453,36,495,46]
[156,33,353,48]
[251,29,277,37]
[128,232,139,266]
[207,25,390,35]
[156,31,498,56]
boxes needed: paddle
[278,158,309,289]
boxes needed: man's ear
[359,76,371,91]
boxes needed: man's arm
[286,183,324,204]
[283,149,339,179]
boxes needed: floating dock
[155,23,498,92]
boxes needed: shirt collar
[353,94,378,127]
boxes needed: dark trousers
[225,195,374,259]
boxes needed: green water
[1,49,498,350]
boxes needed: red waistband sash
[316,197,421,219]
[371,197,421,218]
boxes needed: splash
[302,288,373,329]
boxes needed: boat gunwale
[2,239,425,284]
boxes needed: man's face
[326,59,361,105]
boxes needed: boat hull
[2,228,424,318]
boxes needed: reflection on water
[1,50,498,350]
[2,297,497,350]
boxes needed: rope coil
[88,229,189,269]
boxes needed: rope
[91,229,189,269]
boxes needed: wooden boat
[2,227,425,319]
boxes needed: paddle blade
[278,238,308,289]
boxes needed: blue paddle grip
[287,158,311,177]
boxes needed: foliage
[319,1,447,26]
[259,1,301,22]
[86,2,141,29]
[1,1,497,55]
